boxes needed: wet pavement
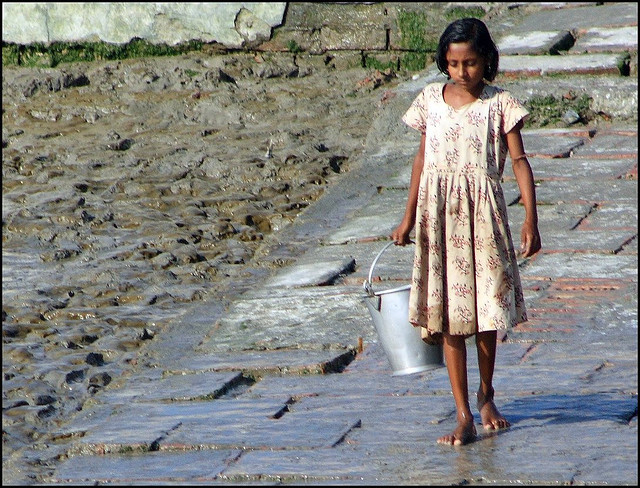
[15,3,639,485]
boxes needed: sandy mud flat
[2,52,399,471]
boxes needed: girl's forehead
[446,42,479,57]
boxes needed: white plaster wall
[1,2,287,47]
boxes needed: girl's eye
[448,61,477,68]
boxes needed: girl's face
[445,42,486,90]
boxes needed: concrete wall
[1,2,287,48]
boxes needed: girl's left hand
[520,222,541,258]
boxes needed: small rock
[85,352,104,366]
[88,372,111,387]
[34,394,56,406]
[107,138,134,151]
[36,404,57,420]
[139,328,155,340]
[562,109,581,125]
[65,369,85,384]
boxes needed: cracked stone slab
[531,178,637,204]
[51,449,238,484]
[502,392,637,425]
[218,446,389,484]
[68,397,293,452]
[495,356,638,396]
[571,133,638,157]
[506,3,638,32]
[266,256,356,287]
[498,25,637,56]
[220,392,637,485]
[508,202,636,252]
[498,30,574,55]
[508,202,594,230]
[500,53,625,76]
[527,157,637,180]
[521,132,587,158]
[265,258,355,287]
[501,78,638,120]
[521,252,638,279]
[323,189,407,245]
[99,370,247,403]
[290,393,453,429]
[522,227,634,253]
[271,239,415,285]
[476,420,636,485]
[573,26,638,52]
[573,440,639,485]
[245,359,448,399]
[383,162,413,188]
[578,202,638,230]
[162,400,363,450]
[195,285,378,352]
[323,214,399,244]
[168,348,357,376]
[350,242,415,284]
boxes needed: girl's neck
[450,80,485,99]
[443,81,486,110]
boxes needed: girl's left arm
[506,121,542,257]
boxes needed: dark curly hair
[435,18,499,82]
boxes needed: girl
[391,18,541,446]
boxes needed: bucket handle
[363,240,409,296]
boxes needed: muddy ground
[2,51,406,476]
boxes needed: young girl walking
[391,17,541,446]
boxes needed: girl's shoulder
[423,81,445,93]
[483,85,529,127]
[416,82,445,102]
[484,85,522,103]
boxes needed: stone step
[500,53,629,77]
[498,26,638,56]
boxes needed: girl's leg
[437,331,477,445]
[475,330,510,430]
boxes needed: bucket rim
[372,283,411,296]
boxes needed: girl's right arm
[391,133,426,245]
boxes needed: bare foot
[477,387,510,431]
[437,415,477,446]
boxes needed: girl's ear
[484,53,498,81]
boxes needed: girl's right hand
[391,223,413,246]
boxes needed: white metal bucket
[363,241,443,376]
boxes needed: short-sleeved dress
[402,82,529,342]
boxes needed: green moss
[364,55,397,71]
[445,6,486,21]
[397,10,436,53]
[286,39,302,54]
[2,44,20,65]
[397,10,438,72]
[617,52,631,76]
[400,52,428,71]
[524,94,594,127]
[2,38,203,67]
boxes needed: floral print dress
[402,82,529,342]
